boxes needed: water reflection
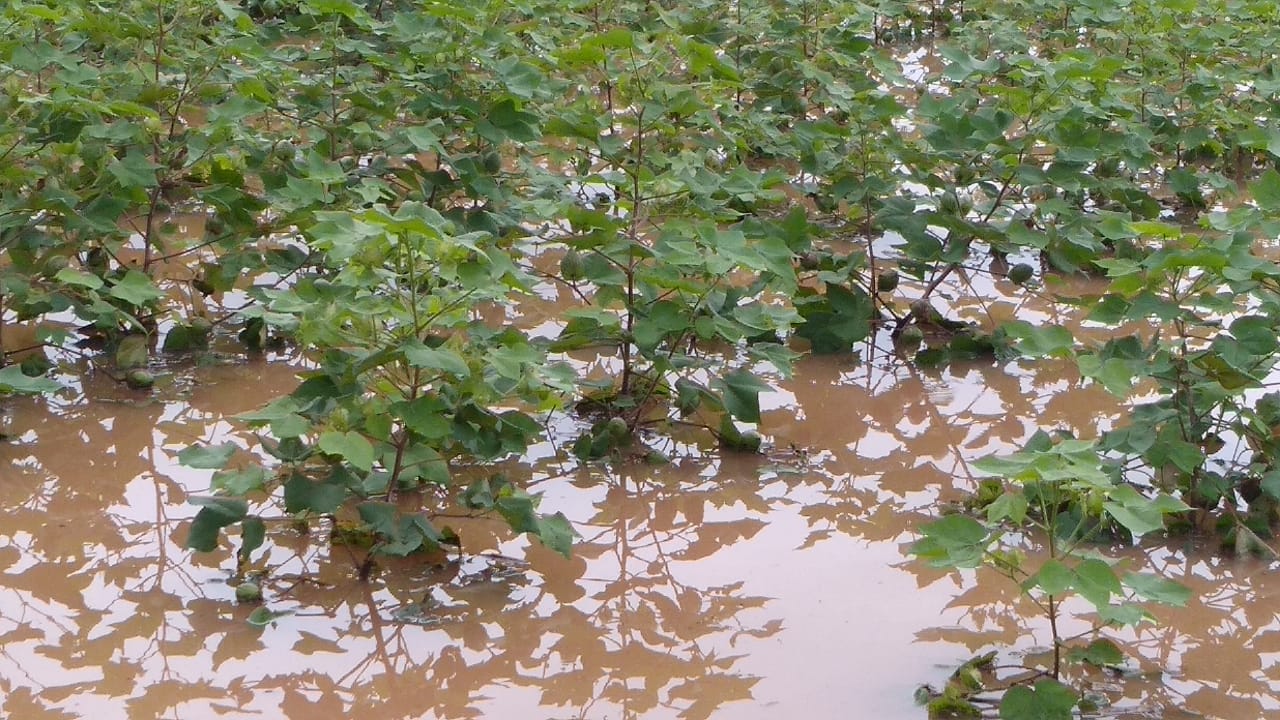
[0,298,1274,719]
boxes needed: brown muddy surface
[2,270,1279,720]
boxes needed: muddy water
[1,273,1278,720]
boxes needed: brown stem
[1048,593,1061,679]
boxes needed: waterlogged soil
[2,270,1279,720]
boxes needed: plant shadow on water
[0,308,1210,720]
[7,228,1280,718]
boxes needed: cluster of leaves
[913,432,1191,717]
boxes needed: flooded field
[4,269,1278,720]
[5,1,1280,718]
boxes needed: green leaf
[496,493,540,534]
[1001,320,1074,358]
[999,680,1077,720]
[1067,638,1124,667]
[402,340,470,377]
[186,497,249,551]
[712,370,771,424]
[1229,316,1279,355]
[941,45,1002,82]
[910,514,990,568]
[1073,559,1122,607]
[107,150,160,189]
[284,472,348,515]
[1103,487,1187,538]
[1102,501,1163,537]
[535,512,575,558]
[318,430,374,472]
[1027,559,1073,596]
[238,517,265,563]
[461,476,497,510]
[986,492,1028,524]
[235,397,304,424]
[108,270,164,307]
[795,283,874,353]
[270,414,310,439]
[358,501,399,536]
[1260,470,1280,501]
[0,365,60,395]
[163,324,209,352]
[1252,169,1280,213]
[480,97,540,142]
[213,467,268,495]
[1123,572,1191,606]
[393,396,452,440]
[54,267,105,290]
[178,443,237,469]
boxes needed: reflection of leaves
[668,673,760,720]
[672,519,766,562]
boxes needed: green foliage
[999,680,1077,720]
[913,431,1190,704]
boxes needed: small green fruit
[1008,263,1035,285]
[604,416,629,440]
[235,581,263,603]
[19,354,51,377]
[560,249,585,282]
[42,254,70,277]
[877,268,900,292]
[125,369,155,389]
[482,151,502,174]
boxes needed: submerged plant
[181,202,574,574]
